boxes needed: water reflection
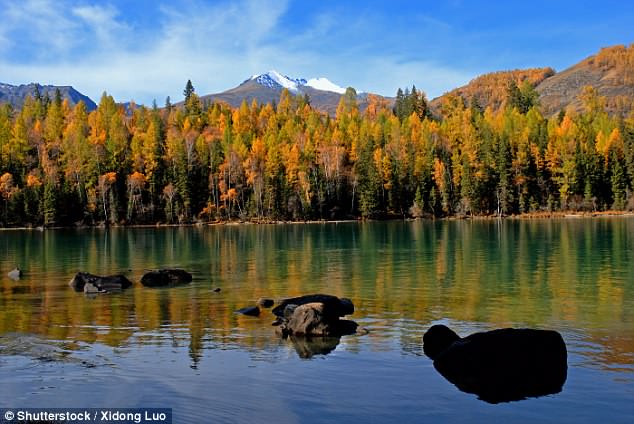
[286,335,342,358]
[0,219,632,374]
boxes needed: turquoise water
[1,219,633,423]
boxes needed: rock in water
[272,294,353,318]
[69,272,133,292]
[257,298,274,308]
[423,324,568,403]
[140,269,192,287]
[8,268,22,280]
[275,295,357,337]
[236,306,260,317]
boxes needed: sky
[1,0,633,105]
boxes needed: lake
[1,219,633,423]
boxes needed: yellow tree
[126,171,147,221]
[243,137,266,218]
[0,172,18,222]
[61,102,91,208]
[97,172,117,224]
[546,114,579,208]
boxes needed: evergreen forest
[1,80,633,227]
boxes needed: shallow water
[1,219,633,423]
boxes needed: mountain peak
[250,70,307,93]
[247,71,347,94]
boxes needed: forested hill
[1,45,634,227]
[431,44,634,117]
[430,68,556,115]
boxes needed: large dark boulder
[276,300,357,338]
[140,269,192,287]
[272,294,354,318]
[69,272,133,293]
[423,324,568,403]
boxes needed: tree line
[0,80,633,227]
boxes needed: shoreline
[1,211,633,231]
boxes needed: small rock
[236,306,260,317]
[8,268,22,281]
[257,298,274,308]
[69,272,133,292]
[140,269,192,287]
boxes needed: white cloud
[72,4,129,48]
[0,0,78,56]
[0,0,473,104]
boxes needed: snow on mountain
[249,71,347,94]
[251,70,307,93]
[306,77,346,94]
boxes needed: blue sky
[0,0,633,105]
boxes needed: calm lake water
[1,219,633,423]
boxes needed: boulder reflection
[287,335,342,358]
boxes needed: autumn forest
[1,75,634,227]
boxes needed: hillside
[537,44,634,116]
[430,68,555,114]
[0,83,97,111]
[431,44,634,117]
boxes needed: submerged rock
[140,269,192,287]
[8,267,22,281]
[275,294,357,338]
[236,306,260,317]
[423,324,568,403]
[69,272,133,293]
[0,333,106,367]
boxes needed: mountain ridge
[197,70,386,116]
[3,44,634,117]
[0,82,97,111]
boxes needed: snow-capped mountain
[250,71,307,92]
[198,70,389,116]
[247,70,347,95]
